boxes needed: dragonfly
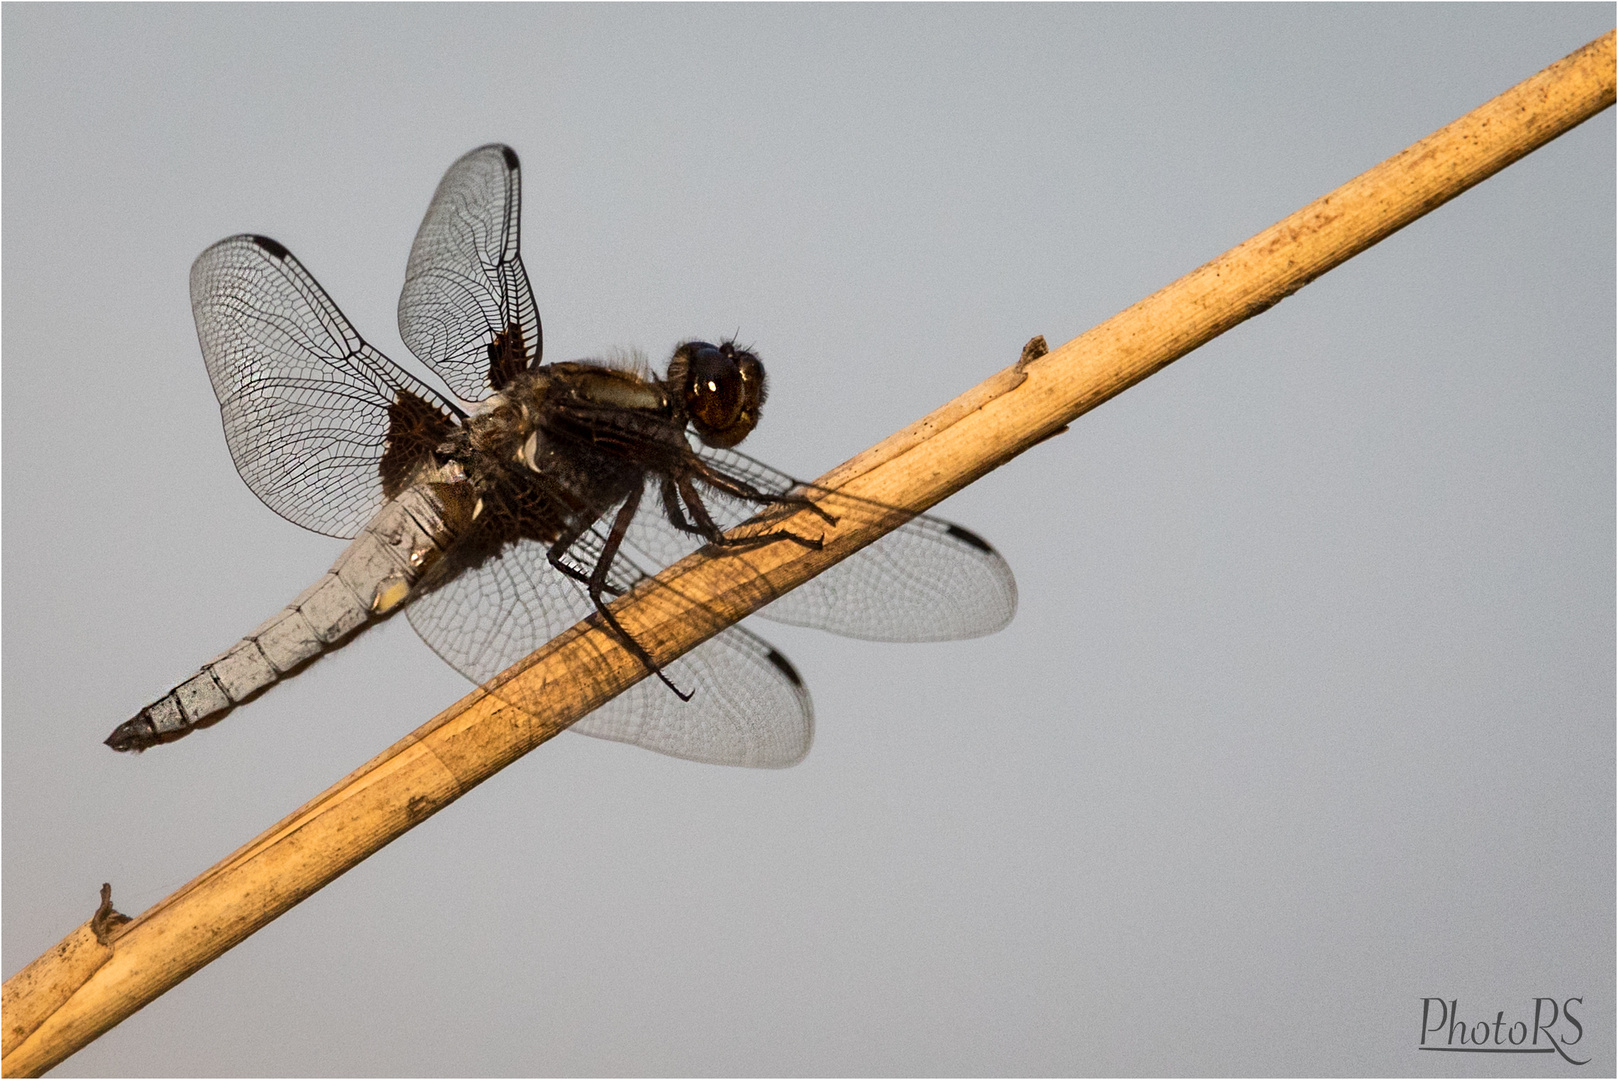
[106,144,1017,767]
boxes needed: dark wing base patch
[381,390,456,500]
[487,322,532,393]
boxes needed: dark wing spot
[381,389,455,499]
[944,523,994,554]
[764,647,805,688]
[487,322,530,391]
[500,145,519,170]
[250,235,290,260]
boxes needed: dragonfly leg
[663,472,817,549]
[548,486,694,702]
[692,460,840,528]
[545,521,598,590]
[676,475,823,552]
[659,475,706,540]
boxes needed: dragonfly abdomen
[106,483,468,752]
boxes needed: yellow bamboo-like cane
[4,30,1612,1078]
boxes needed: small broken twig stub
[1018,335,1049,368]
[89,884,132,947]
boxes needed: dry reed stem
[4,29,1612,1078]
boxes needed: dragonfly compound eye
[676,341,767,449]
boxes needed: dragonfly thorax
[446,363,684,525]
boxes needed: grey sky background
[4,5,1613,1076]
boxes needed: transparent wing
[404,540,595,691]
[405,530,813,768]
[758,511,1017,642]
[574,622,812,769]
[191,234,461,539]
[398,144,541,400]
[623,446,1018,641]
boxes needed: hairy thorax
[436,363,692,555]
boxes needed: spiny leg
[660,475,704,540]
[676,475,823,553]
[662,471,812,551]
[547,486,693,702]
[692,459,840,528]
[546,520,601,590]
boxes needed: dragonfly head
[668,340,766,449]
